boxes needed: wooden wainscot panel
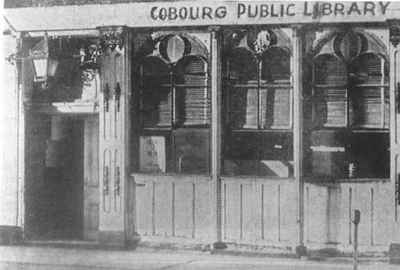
[134,176,154,236]
[372,183,393,246]
[304,181,393,250]
[154,180,173,236]
[174,182,194,238]
[222,177,297,245]
[132,174,214,242]
[278,181,298,243]
[305,184,329,244]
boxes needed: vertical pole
[353,209,360,270]
[210,26,225,248]
[293,26,305,255]
[353,222,358,270]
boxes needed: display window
[136,34,210,174]
[222,28,294,177]
[306,29,390,179]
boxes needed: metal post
[353,209,361,270]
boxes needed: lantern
[29,33,58,85]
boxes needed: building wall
[0,28,19,226]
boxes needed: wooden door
[98,27,131,241]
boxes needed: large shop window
[223,29,294,177]
[306,30,389,179]
[137,34,210,174]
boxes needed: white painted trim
[4,1,399,32]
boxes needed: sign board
[4,1,400,32]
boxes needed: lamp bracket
[98,26,126,53]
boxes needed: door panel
[99,43,129,232]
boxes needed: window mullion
[381,57,385,128]
[346,80,349,128]
[170,69,176,128]
[258,59,262,130]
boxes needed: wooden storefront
[3,0,400,254]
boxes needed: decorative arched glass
[308,29,389,179]
[136,34,210,174]
[223,28,293,177]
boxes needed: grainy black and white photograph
[1,1,400,269]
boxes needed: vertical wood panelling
[327,186,341,244]
[154,181,172,236]
[224,182,241,241]
[134,175,214,241]
[135,182,153,236]
[192,183,196,238]
[279,183,298,243]
[370,188,374,246]
[354,185,372,246]
[221,179,299,245]
[262,182,280,242]
[260,184,265,240]
[304,184,328,244]
[348,187,353,245]
[175,182,194,238]
[303,182,393,248]
[372,183,393,245]
[242,183,260,242]
[172,183,175,237]
[194,181,215,241]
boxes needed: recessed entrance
[25,116,84,240]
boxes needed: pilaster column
[292,25,306,256]
[209,26,226,249]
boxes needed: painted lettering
[179,7,187,19]
[260,4,269,17]
[363,2,375,15]
[238,3,245,18]
[348,2,362,15]
[159,8,167,20]
[189,7,200,20]
[215,6,227,19]
[271,4,279,17]
[379,2,390,15]
[287,3,295,16]
[150,1,390,22]
[303,2,314,16]
[168,7,178,20]
[248,5,258,18]
[150,6,158,20]
[334,3,345,16]
[321,2,333,16]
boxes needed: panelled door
[98,27,130,236]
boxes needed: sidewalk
[0,245,399,270]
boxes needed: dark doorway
[25,117,84,240]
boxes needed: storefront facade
[3,0,400,254]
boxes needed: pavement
[0,245,399,270]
